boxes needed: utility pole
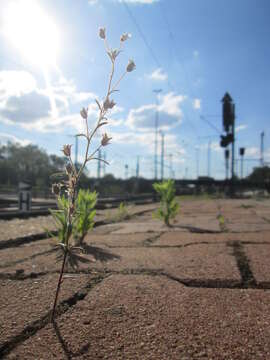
[207,141,211,177]
[195,147,199,179]
[225,149,229,180]
[125,164,129,179]
[153,89,162,180]
[103,151,106,176]
[160,131,164,180]
[136,156,140,178]
[260,131,265,166]
[97,149,101,179]
[169,153,173,178]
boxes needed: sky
[0,0,269,180]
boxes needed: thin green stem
[106,60,115,99]
[51,247,68,322]
[111,71,127,93]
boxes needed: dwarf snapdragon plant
[50,27,135,321]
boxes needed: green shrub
[73,189,97,245]
[50,189,97,246]
[117,202,129,221]
[153,179,179,226]
[217,213,227,232]
[50,196,69,245]
[105,201,130,223]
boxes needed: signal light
[239,147,245,156]
[220,133,234,148]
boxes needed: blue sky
[0,0,269,179]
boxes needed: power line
[122,1,161,69]
[123,0,200,145]
[156,1,199,135]
[200,115,221,135]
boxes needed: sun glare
[3,0,60,67]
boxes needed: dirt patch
[0,273,94,346]
[1,198,270,358]
[245,244,270,283]
[7,274,270,359]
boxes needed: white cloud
[52,76,96,107]
[0,71,36,102]
[235,124,247,133]
[245,147,259,158]
[193,98,201,110]
[0,132,31,146]
[148,68,168,81]
[193,50,199,58]
[17,98,123,134]
[200,141,222,153]
[127,92,186,131]
[0,70,106,133]
[264,148,270,162]
[211,141,222,152]
[110,129,186,157]
[0,90,51,123]
[158,92,185,118]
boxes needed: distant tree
[248,166,270,183]
[0,142,66,188]
[248,166,270,193]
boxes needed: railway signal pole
[239,147,245,179]
[220,93,235,193]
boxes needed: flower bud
[80,107,88,120]
[70,203,75,216]
[126,59,136,72]
[52,183,60,196]
[66,163,73,175]
[99,27,106,39]
[62,144,72,157]
[120,33,131,42]
[108,49,120,61]
[101,133,112,146]
[103,97,116,111]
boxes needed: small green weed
[106,201,130,222]
[217,213,227,232]
[51,189,97,247]
[153,179,179,226]
[240,204,255,209]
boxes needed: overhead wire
[122,0,198,137]
[158,1,222,137]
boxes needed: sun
[2,0,60,67]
